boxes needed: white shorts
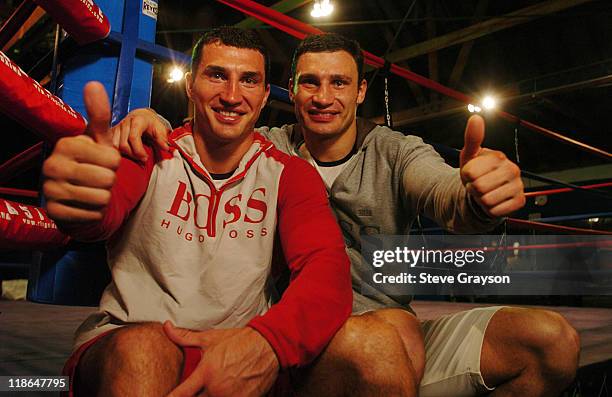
[419,306,505,397]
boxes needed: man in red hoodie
[43,27,356,396]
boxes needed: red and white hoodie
[68,123,352,368]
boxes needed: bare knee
[493,308,580,385]
[78,323,182,396]
[370,308,425,383]
[527,310,580,382]
[330,313,419,393]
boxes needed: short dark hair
[191,26,270,84]
[290,33,364,81]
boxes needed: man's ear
[185,72,193,101]
[288,78,295,103]
[357,78,368,105]
[262,84,271,108]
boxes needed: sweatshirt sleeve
[247,157,352,368]
[399,135,501,233]
[58,147,155,241]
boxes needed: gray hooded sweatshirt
[257,118,499,314]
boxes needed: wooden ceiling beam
[386,0,594,63]
[538,97,598,132]
[448,0,489,88]
[1,5,46,53]
[371,0,426,106]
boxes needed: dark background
[1,0,610,289]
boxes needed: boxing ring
[0,0,610,394]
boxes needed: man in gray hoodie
[117,33,580,397]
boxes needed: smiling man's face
[186,41,270,145]
[290,50,366,141]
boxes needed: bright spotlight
[311,0,333,17]
[167,66,184,83]
[482,95,497,110]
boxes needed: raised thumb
[460,115,485,168]
[83,81,113,146]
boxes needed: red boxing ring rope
[448,240,612,254]
[0,1,111,251]
[489,241,612,252]
[0,198,70,250]
[217,0,611,160]
[0,142,43,184]
[497,113,611,160]
[525,182,612,198]
[33,0,110,45]
[0,51,86,144]
[0,188,38,198]
[507,218,612,235]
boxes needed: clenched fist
[43,82,121,224]
[459,115,526,217]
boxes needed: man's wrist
[245,326,280,371]
[466,191,503,227]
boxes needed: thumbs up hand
[43,82,122,224]
[459,115,526,217]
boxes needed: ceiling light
[482,95,497,110]
[167,66,184,83]
[311,0,334,18]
